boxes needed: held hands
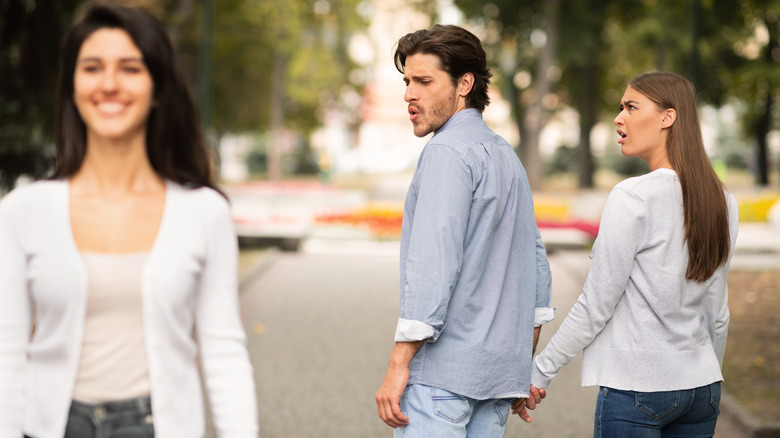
[511,385,547,423]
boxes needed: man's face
[403,53,460,137]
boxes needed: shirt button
[145,414,153,424]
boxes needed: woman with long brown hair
[518,72,739,437]
[0,3,258,437]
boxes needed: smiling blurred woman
[524,72,739,438]
[0,3,258,437]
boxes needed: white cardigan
[532,169,739,392]
[0,180,259,438]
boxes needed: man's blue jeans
[63,396,154,438]
[394,384,513,437]
[594,383,721,438]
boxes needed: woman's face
[613,86,670,167]
[73,28,154,145]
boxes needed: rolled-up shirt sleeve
[534,225,554,326]
[399,143,472,342]
[534,307,555,327]
[394,318,438,342]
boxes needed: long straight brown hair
[629,72,730,282]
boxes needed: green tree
[454,0,559,189]
[556,0,611,188]
[454,0,614,189]
[453,0,779,189]
[0,0,83,192]
[723,1,780,186]
[0,0,367,190]
[606,0,778,186]
[200,0,366,180]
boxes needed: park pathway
[225,245,745,437]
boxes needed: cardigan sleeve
[531,186,647,389]
[0,192,32,435]
[194,194,259,437]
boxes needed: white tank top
[72,252,151,403]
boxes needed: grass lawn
[722,269,780,423]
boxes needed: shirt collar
[435,108,482,135]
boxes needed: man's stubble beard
[414,89,459,138]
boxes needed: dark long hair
[393,24,493,112]
[629,72,730,282]
[52,2,222,195]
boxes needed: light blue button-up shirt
[395,108,553,400]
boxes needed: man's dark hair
[394,24,492,112]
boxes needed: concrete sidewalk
[731,222,780,270]
[232,181,780,437]
[234,245,768,437]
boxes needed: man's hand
[375,341,423,428]
[375,361,410,428]
[511,385,547,423]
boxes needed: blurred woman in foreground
[0,3,259,437]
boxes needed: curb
[721,389,780,438]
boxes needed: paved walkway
[226,245,754,437]
[224,179,780,437]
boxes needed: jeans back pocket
[431,388,472,423]
[635,391,681,420]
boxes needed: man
[375,24,554,437]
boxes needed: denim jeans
[594,383,721,438]
[394,384,513,438]
[63,396,154,438]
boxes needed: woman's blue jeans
[594,383,721,438]
[63,396,154,438]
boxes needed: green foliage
[453,0,778,186]
[0,0,83,191]
[203,0,367,135]
[601,149,649,177]
[0,0,368,190]
[208,0,275,134]
[452,0,545,90]
[546,145,578,175]
[2,0,776,189]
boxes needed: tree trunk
[756,12,778,186]
[687,0,701,87]
[574,64,597,188]
[519,0,560,190]
[197,0,212,154]
[268,52,287,181]
[755,92,772,186]
[520,103,545,190]
[166,0,195,50]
